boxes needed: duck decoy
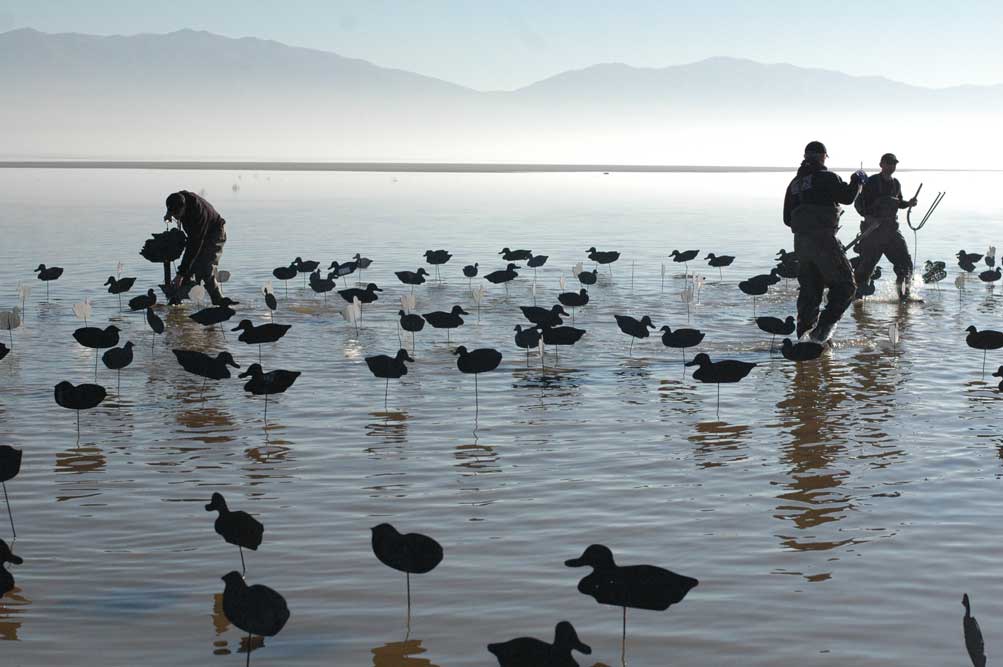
[587,247,620,276]
[858,279,876,298]
[685,353,757,415]
[128,288,157,312]
[104,275,136,310]
[206,492,264,575]
[0,342,7,363]
[565,544,697,658]
[293,257,319,288]
[423,249,452,282]
[365,349,414,410]
[500,247,533,262]
[190,297,239,334]
[398,310,425,354]
[272,262,298,297]
[145,307,165,352]
[371,523,443,617]
[462,263,479,287]
[0,446,21,538]
[755,315,795,352]
[659,326,705,364]
[923,260,947,287]
[484,264,521,294]
[74,324,121,379]
[614,315,655,356]
[220,571,289,667]
[54,380,107,437]
[513,324,542,366]
[172,350,240,399]
[338,282,381,305]
[963,594,986,667]
[527,254,549,279]
[487,621,591,667]
[780,338,823,362]
[577,268,598,286]
[232,320,292,363]
[423,305,468,344]
[34,263,63,301]
[738,269,780,316]
[979,267,1001,285]
[352,253,373,282]
[455,346,502,418]
[308,270,337,302]
[102,341,135,393]
[557,289,589,324]
[669,249,699,275]
[965,326,1003,376]
[0,538,22,598]
[705,253,734,279]
[521,304,567,329]
[395,268,430,292]
[263,286,278,316]
[958,250,983,273]
[541,326,585,366]
[328,259,358,280]
[993,365,1003,391]
[238,364,301,423]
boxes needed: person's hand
[906,197,918,207]
[171,274,184,289]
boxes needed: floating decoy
[521,304,567,329]
[328,259,359,279]
[220,571,289,666]
[272,262,298,297]
[500,248,533,262]
[128,288,157,312]
[308,269,337,301]
[755,315,795,351]
[190,297,239,334]
[366,348,414,409]
[232,320,291,362]
[1,538,22,598]
[54,381,107,436]
[145,307,164,351]
[685,353,756,415]
[0,446,21,538]
[371,523,443,616]
[514,324,542,366]
[102,341,135,392]
[398,310,425,354]
[659,326,705,364]
[0,343,8,363]
[485,264,521,294]
[487,621,591,667]
[238,364,301,423]
[780,338,823,362]
[173,349,240,398]
[963,594,986,667]
[669,249,699,275]
[979,267,1001,285]
[104,275,136,310]
[396,268,430,291]
[965,326,1003,376]
[423,249,452,282]
[577,268,598,286]
[958,250,983,273]
[614,315,655,355]
[423,305,468,344]
[565,544,697,657]
[74,324,121,379]
[587,247,620,276]
[34,263,63,300]
[455,346,502,417]
[705,253,734,279]
[338,282,381,304]
[557,289,589,321]
[206,492,264,575]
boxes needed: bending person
[164,191,227,305]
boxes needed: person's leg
[810,232,856,342]
[884,228,914,299]
[794,234,824,338]
[193,234,226,305]
[852,224,886,299]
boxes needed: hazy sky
[3,1,1001,91]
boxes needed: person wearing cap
[783,141,866,343]
[852,153,918,301]
[163,191,227,305]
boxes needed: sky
[2,0,1002,91]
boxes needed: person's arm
[176,199,209,281]
[783,183,794,226]
[828,171,861,205]
[898,181,917,208]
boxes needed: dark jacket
[859,174,908,224]
[174,191,225,277]
[783,161,860,233]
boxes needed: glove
[851,169,867,184]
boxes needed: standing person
[852,153,918,301]
[783,141,866,343]
[164,191,227,305]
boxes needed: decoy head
[507,263,521,271]
[205,492,226,512]
[957,250,965,258]
[685,352,711,367]
[105,325,121,334]
[451,305,469,315]
[353,253,361,260]
[231,319,253,332]
[237,362,262,378]
[499,247,510,254]
[219,352,241,369]
[565,544,615,570]
[218,297,240,307]
[123,341,135,350]
[670,250,679,257]
[784,316,795,325]
[104,276,115,285]
[293,256,304,264]
[396,349,415,363]
[640,316,654,328]
[147,288,156,296]
[398,309,407,317]
[221,571,245,588]
[660,325,672,332]
[0,538,22,566]
[34,264,45,272]
[781,338,794,350]
[417,268,429,276]
[366,283,381,292]
[370,523,400,541]
[328,261,339,270]
[514,325,523,332]
[453,345,469,356]
[966,325,979,334]
[554,621,591,655]
[704,253,714,259]
[423,250,432,257]
[473,262,478,268]
[993,366,1003,378]
[553,305,569,316]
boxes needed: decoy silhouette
[462,263,479,283]
[780,338,824,362]
[232,320,292,363]
[371,523,443,616]
[102,341,135,393]
[293,257,319,287]
[755,315,795,351]
[958,250,983,273]
[705,253,734,279]
[74,324,121,379]
[775,249,800,281]
[396,268,430,292]
[500,247,533,262]
[206,492,264,575]
[659,326,705,364]
[455,346,502,418]
[366,348,415,410]
[541,326,586,366]
[521,304,567,329]
[308,270,336,301]
[0,342,8,363]
[423,249,451,282]
[352,253,373,273]
[423,305,468,344]
[0,538,22,598]
[328,259,359,279]
[54,381,107,436]
[557,288,589,313]
[670,249,699,275]
[993,365,1003,391]
[577,268,598,286]
[565,544,697,657]
[34,263,63,300]
[220,571,290,667]
[263,287,278,315]
[514,324,542,366]
[685,353,757,415]
[173,349,240,399]
[398,310,425,354]
[128,288,157,312]
[485,264,521,294]
[487,621,591,667]
[965,326,1003,376]
[738,269,780,315]
[587,247,620,276]
[858,279,876,298]
[614,315,655,356]
[0,446,21,538]
[978,267,1001,285]
[963,594,986,667]
[190,297,239,334]
[923,260,947,287]
[527,254,549,268]
[145,307,164,351]
[986,249,997,268]
[338,282,381,304]
[104,275,136,310]
[238,364,301,423]
[272,262,298,297]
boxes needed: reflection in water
[371,638,440,667]
[54,443,106,502]
[453,438,500,477]
[687,420,751,468]
[366,411,412,452]
[0,586,30,640]
[211,592,232,655]
[175,404,237,445]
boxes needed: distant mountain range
[2,28,999,166]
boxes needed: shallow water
[1,168,1002,666]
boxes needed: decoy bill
[0,538,22,598]
[220,571,289,667]
[206,492,264,575]
[371,523,443,616]
[487,621,591,667]
[0,446,22,538]
[962,593,986,667]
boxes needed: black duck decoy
[500,247,533,262]
[963,593,986,667]
[398,310,425,354]
[145,307,164,351]
[371,523,443,615]
[128,288,157,312]
[577,268,598,286]
[978,267,1001,284]
[455,346,502,418]
[993,365,1003,391]
[541,326,585,347]
[0,343,8,363]
[780,338,824,362]
[232,320,291,345]
[463,263,479,279]
[102,341,135,392]
[172,349,240,399]
[520,304,567,329]
[238,364,301,423]
[659,326,705,364]
[293,257,320,288]
[669,249,699,275]
[73,324,120,350]
[220,571,290,666]
[685,353,757,415]
[958,250,983,273]
[527,254,549,268]
[263,288,277,316]
[587,247,620,265]
[328,259,359,279]
[705,253,734,279]
[0,538,22,598]
[755,315,795,351]
[423,305,467,344]
[557,289,588,323]
[396,268,430,290]
[487,621,591,667]
[366,349,415,409]
[923,260,947,286]
[104,275,136,310]
[338,283,381,304]
[0,446,21,538]
[54,381,107,436]
[514,324,542,366]
[190,297,239,332]
[353,253,373,281]
[308,270,337,300]
[965,326,1003,376]
[738,269,780,315]
[206,492,264,575]
[272,262,297,298]
[423,249,451,282]
[485,264,521,293]
[35,263,63,300]
[614,315,655,355]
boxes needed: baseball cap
[880,153,899,164]
[164,192,185,221]
[804,141,827,156]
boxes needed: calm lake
[1,167,1001,666]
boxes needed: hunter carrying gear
[783,140,865,343]
[852,153,918,301]
[164,191,227,305]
